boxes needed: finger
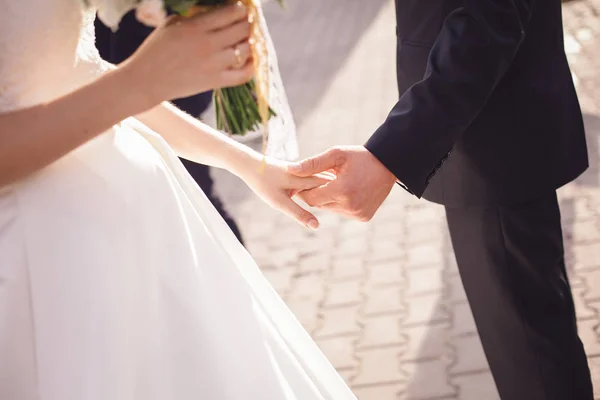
[192,3,248,32]
[316,171,337,181]
[288,174,331,191]
[297,183,337,208]
[215,41,251,69]
[219,60,255,86]
[274,195,320,230]
[213,19,251,50]
[287,148,345,177]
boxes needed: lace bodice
[0,0,109,112]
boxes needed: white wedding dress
[0,1,356,399]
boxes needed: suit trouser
[445,192,593,399]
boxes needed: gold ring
[233,45,244,69]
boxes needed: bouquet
[90,0,284,145]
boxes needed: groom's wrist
[363,145,413,195]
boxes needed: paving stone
[285,298,321,334]
[445,274,468,304]
[363,285,405,316]
[330,257,366,282]
[405,266,444,297]
[269,224,312,247]
[452,371,500,400]
[335,237,370,257]
[354,347,407,386]
[261,267,295,293]
[403,294,449,327]
[370,201,407,224]
[297,234,337,257]
[243,219,278,239]
[405,244,445,269]
[316,336,359,370]
[570,272,587,289]
[560,197,598,223]
[405,223,447,246]
[246,241,272,263]
[312,211,343,231]
[337,368,357,386]
[365,260,404,287]
[579,318,600,358]
[443,252,460,275]
[450,302,479,337]
[580,269,600,301]
[287,273,326,302]
[572,285,598,320]
[400,359,457,399]
[268,246,301,267]
[572,243,600,271]
[339,220,371,239]
[315,306,361,339]
[297,253,330,275]
[324,280,363,308]
[372,221,404,240]
[359,314,406,349]
[352,384,402,400]
[450,335,490,375]
[368,239,406,263]
[567,220,600,243]
[404,206,445,225]
[400,323,450,362]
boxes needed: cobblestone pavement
[213,1,600,398]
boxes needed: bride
[0,1,356,399]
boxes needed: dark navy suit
[365,1,592,398]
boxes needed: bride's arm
[0,5,251,187]
[136,102,325,229]
[0,68,153,187]
[0,68,249,181]
[136,102,256,173]
[0,4,324,228]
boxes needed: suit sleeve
[365,0,536,197]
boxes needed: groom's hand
[288,146,397,222]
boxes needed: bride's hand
[121,3,254,104]
[238,155,332,230]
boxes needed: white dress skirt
[0,1,356,399]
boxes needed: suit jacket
[365,0,588,207]
[94,12,213,116]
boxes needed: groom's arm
[365,0,536,197]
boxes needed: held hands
[288,146,397,222]
[237,154,333,230]
[113,3,396,227]
[122,3,254,105]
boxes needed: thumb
[287,148,344,177]
[274,195,320,230]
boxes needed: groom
[291,1,593,399]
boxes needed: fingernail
[307,219,319,230]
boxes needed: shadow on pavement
[262,0,391,127]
